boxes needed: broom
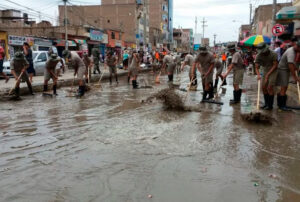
[8,71,24,95]
[94,69,105,89]
[241,79,273,124]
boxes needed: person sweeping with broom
[255,42,278,110]
[222,44,245,104]
[181,52,197,90]
[162,52,176,82]
[276,40,300,111]
[129,50,140,89]
[10,52,35,99]
[62,50,86,97]
[191,46,215,102]
[43,54,62,96]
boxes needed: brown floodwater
[0,71,299,202]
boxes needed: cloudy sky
[1,0,293,43]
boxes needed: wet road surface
[0,71,299,202]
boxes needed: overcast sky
[1,0,293,43]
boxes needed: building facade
[239,24,251,41]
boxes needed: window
[111,32,115,39]
[37,53,47,62]
[162,4,168,12]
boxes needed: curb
[0,68,151,96]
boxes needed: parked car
[1,51,49,77]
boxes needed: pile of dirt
[146,88,185,110]
[241,112,273,124]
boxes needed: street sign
[272,24,285,36]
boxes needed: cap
[14,52,25,60]
[62,50,71,58]
[256,42,269,54]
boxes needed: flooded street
[0,71,299,202]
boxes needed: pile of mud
[144,88,201,112]
[241,112,273,124]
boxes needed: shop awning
[276,6,300,20]
[55,39,77,47]
[74,39,86,44]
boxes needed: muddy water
[0,71,299,202]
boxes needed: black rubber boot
[116,75,119,84]
[53,85,57,96]
[230,90,238,104]
[265,95,274,110]
[15,87,20,97]
[237,89,242,102]
[201,91,208,102]
[261,94,269,109]
[43,85,48,92]
[132,80,138,89]
[214,78,219,89]
[221,78,227,86]
[76,86,85,97]
[109,76,112,85]
[277,94,291,111]
[168,75,173,82]
[28,85,34,95]
[208,84,214,99]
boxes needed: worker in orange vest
[222,52,227,69]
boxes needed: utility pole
[272,0,277,47]
[63,0,68,50]
[195,16,197,35]
[249,3,252,24]
[143,0,148,50]
[213,34,217,47]
[201,17,207,46]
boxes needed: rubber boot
[109,76,112,85]
[208,83,214,99]
[28,84,34,95]
[221,77,227,86]
[116,75,119,84]
[132,80,138,89]
[237,89,242,103]
[15,87,20,98]
[214,78,219,89]
[201,91,208,102]
[265,95,274,110]
[261,94,269,109]
[53,85,57,96]
[277,94,291,111]
[76,86,85,97]
[168,75,173,82]
[43,85,48,92]
[230,90,238,104]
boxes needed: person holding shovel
[10,52,34,98]
[181,52,197,90]
[192,46,215,102]
[222,44,245,104]
[255,42,278,110]
[62,50,86,97]
[129,50,140,89]
[276,41,300,111]
[162,52,176,82]
[43,54,61,96]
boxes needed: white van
[2,51,49,76]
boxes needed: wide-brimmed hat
[49,53,60,61]
[14,52,25,60]
[256,42,269,54]
[62,50,71,58]
[199,46,208,53]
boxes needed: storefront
[33,38,52,51]
[89,29,107,57]
[276,6,300,39]
[0,31,9,60]
[8,35,34,58]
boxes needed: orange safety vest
[155,52,160,60]
[222,54,227,61]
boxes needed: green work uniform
[255,50,278,86]
[195,52,215,84]
[106,56,117,74]
[163,55,176,74]
[10,58,30,83]
[276,47,295,87]
[231,52,245,85]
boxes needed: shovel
[8,71,24,95]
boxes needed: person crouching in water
[129,50,140,89]
[255,42,278,110]
[62,50,86,97]
[10,52,35,99]
[105,51,118,85]
[43,54,61,95]
[192,46,215,102]
[162,52,176,82]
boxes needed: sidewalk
[0,68,151,96]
